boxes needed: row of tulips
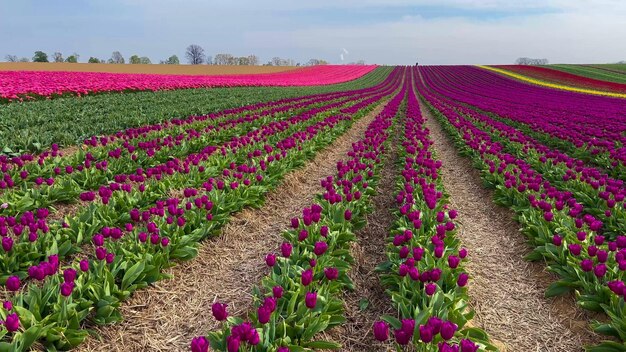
[0,68,404,278]
[0,74,396,192]
[415,69,626,351]
[0,72,404,349]
[419,66,626,180]
[0,72,401,211]
[372,71,494,352]
[0,86,390,215]
[0,65,377,102]
[191,70,409,352]
[493,65,626,94]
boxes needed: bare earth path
[421,102,600,351]
[77,101,389,352]
[323,119,399,352]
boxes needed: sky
[1,0,625,65]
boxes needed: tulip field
[1,63,626,352]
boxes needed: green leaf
[121,261,145,290]
[302,340,342,349]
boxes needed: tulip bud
[440,321,457,340]
[324,267,339,280]
[190,336,209,352]
[211,302,228,321]
[273,286,284,298]
[305,292,317,309]
[265,253,276,267]
[301,269,313,286]
[281,242,292,257]
[373,321,389,341]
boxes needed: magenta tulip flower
[211,302,228,321]
[190,336,209,352]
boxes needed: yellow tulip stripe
[477,65,626,99]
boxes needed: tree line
[3,44,334,66]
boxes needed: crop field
[1,63,626,352]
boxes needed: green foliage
[32,51,48,63]
[0,67,392,154]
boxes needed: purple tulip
[277,347,290,352]
[105,252,115,264]
[448,255,460,269]
[2,237,13,252]
[281,242,292,257]
[552,234,562,246]
[427,316,443,334]
[190,336,209,352]
[6,276,20,291]
[419,324,433,343]
[344,209,352,221]
[309,258,317,267]
[211,302,228,321]
[440,321,457,340]
[373,321,389,341]
[63,268,77,283]
[257,305,272,324]
[298,229,308,241]
[314,241,328,256]
[305,292,317,309]
[290,217,299,228]
[320,225,329,237]
[581,259,593,272]
[568,244,582,256]
[301,269,313,286]
[460,339,479,352]
[80,259,90,272]
[269,285,283,299]
[3,300,12,311]
[425,283,437,295]
[457,273,469,287]
[60,282,74,297]
[594,264,607,278]
[4,313,19,332]
[324,267,339,280]
[226,336,240,352]
[265,253,276,267]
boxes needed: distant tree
[88,57,101,63]
[53,52,64,62]
[271,57,282,66]
[108,51,125,64]
[129,55,141,64]
[160,55,180,64]
[206,55,213,65]
[515,57,549,65]
[247,55,259,66]
[33,51,49,62]
[139,56,151,64]
[214,53,233,65]
[4,55,18,62]
[355,60,365,65]
[306,59,328,66]
[18,57,29,62]
[65,53,79,63]
[237,56,250,65]
[617,60,626,64]
[185,44,205,65]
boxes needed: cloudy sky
[1,0,625,65]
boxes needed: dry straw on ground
[77,101,389,352]
[322,118,400,352]
[0,62,296,75]
[422,103,601,352]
